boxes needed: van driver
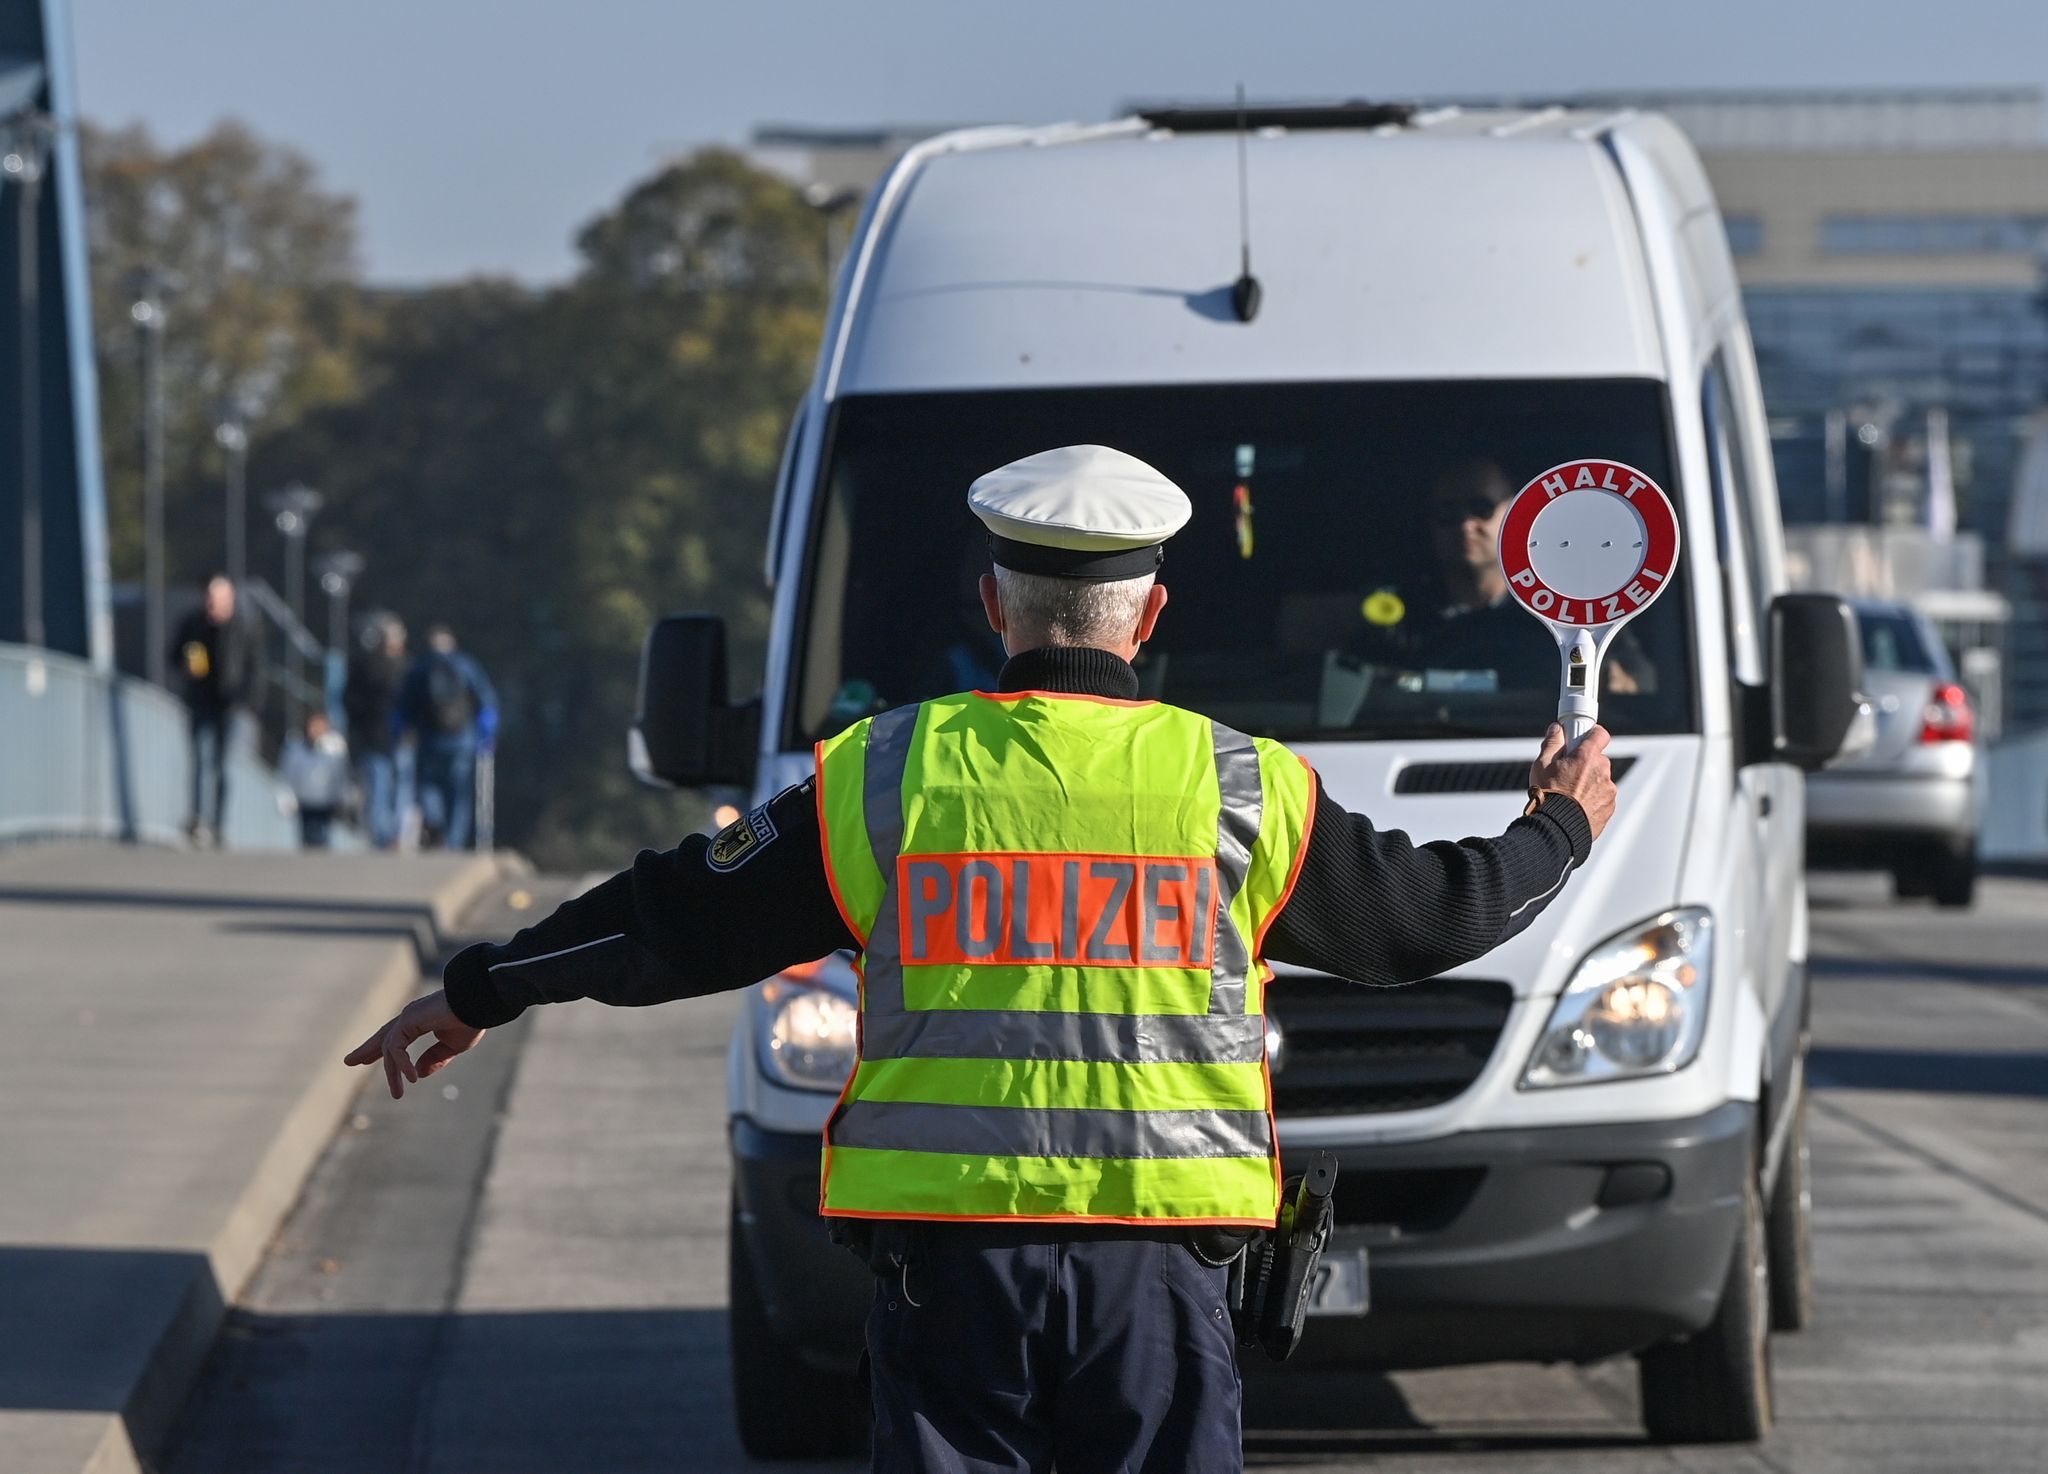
[1411,458,1652,694]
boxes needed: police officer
[347,445,1617,1474]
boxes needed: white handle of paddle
[1558,629,1600,748]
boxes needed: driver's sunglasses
[1428,497,1504,527]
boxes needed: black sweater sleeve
[443,765,1591,1024]
[1262,779,1593,987]
[442,780,857,1028]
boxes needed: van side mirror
[1764,593,1867,771]
[629,614,760,789]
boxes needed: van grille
[1265,974,1514,1116]
[1393,756,1635,795]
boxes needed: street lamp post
[314,547,364,654]
[1823,408,1848,525]
[216,418,249,589]
[4,111,53,650]
[265,482,323,730]
[215,384,265,589]
[130,270,169,686]
[315,549,364,732]
[1855,416,1892,526]
[802,182,862,285]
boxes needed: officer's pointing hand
[1528,722,1617,841]
[343,989,484,1100]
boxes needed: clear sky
[66,0,2048,285]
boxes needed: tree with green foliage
[83,117,828,865]
[82,119,365,584]
[263,149,828,866]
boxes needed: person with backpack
[394,624,498,850]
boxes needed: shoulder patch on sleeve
[707,795,784,872]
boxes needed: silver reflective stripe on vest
[859,704,919,1012]
[862,704,918,879]
[832,1099,1273,1160]
[1208,720,1263,1017]
[860,1007,1267,1065]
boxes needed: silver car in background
[1806,600,1982,907]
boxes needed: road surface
[163,871,2048,1473]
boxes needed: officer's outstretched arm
[343,780,857,1099]
[1261,724,1614,988]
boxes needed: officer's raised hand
[1528,722,1617,838]
[344,989,483,1100]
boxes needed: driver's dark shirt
[1410,599,1560,693]
[1356,591,1657,697]
[443,645,1593,1028]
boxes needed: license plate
[1305,1247,1370,1316]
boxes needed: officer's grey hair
[993,568,1155,649]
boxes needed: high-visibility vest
[813,688,1316,1226]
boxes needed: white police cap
[968,445,1192,581]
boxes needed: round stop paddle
[1497,457,1682,744]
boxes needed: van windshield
[788,381,1694,745]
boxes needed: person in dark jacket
[344,614,409,849]
[169,575,255,847]
[394,625,498,850]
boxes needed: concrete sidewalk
[0,845,514,1474]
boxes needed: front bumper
[1279,1100,1753,1368]
[731,1100,1755,1376]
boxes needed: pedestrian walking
[279,711,353,848]
[394,625,497,850]
[347,446,1617,1473]
[169,574,255,848]
[344,613,409,848]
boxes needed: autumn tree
[264,149,829,865]
[82,119,364,584]
[79,116,831,863]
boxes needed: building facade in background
[1604,89,2048,549]
[1621,89,2048,731]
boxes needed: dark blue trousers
[414,736,475,849]
[866,1225,1243,1474]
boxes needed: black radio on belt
[1228,1152,1340,1361]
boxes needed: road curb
[6,852,517,1474]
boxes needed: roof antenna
[1231,82,1262,323]
[1228,83,1261,323]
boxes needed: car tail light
[1919,682,1973,744]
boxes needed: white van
[633,102,1865,1459]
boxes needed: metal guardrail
[239,576,331,739]
[1,641,298,848]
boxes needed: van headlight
[1522,908,1712,1088]
[754,975,858,1092]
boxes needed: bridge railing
[1,642,298,848]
